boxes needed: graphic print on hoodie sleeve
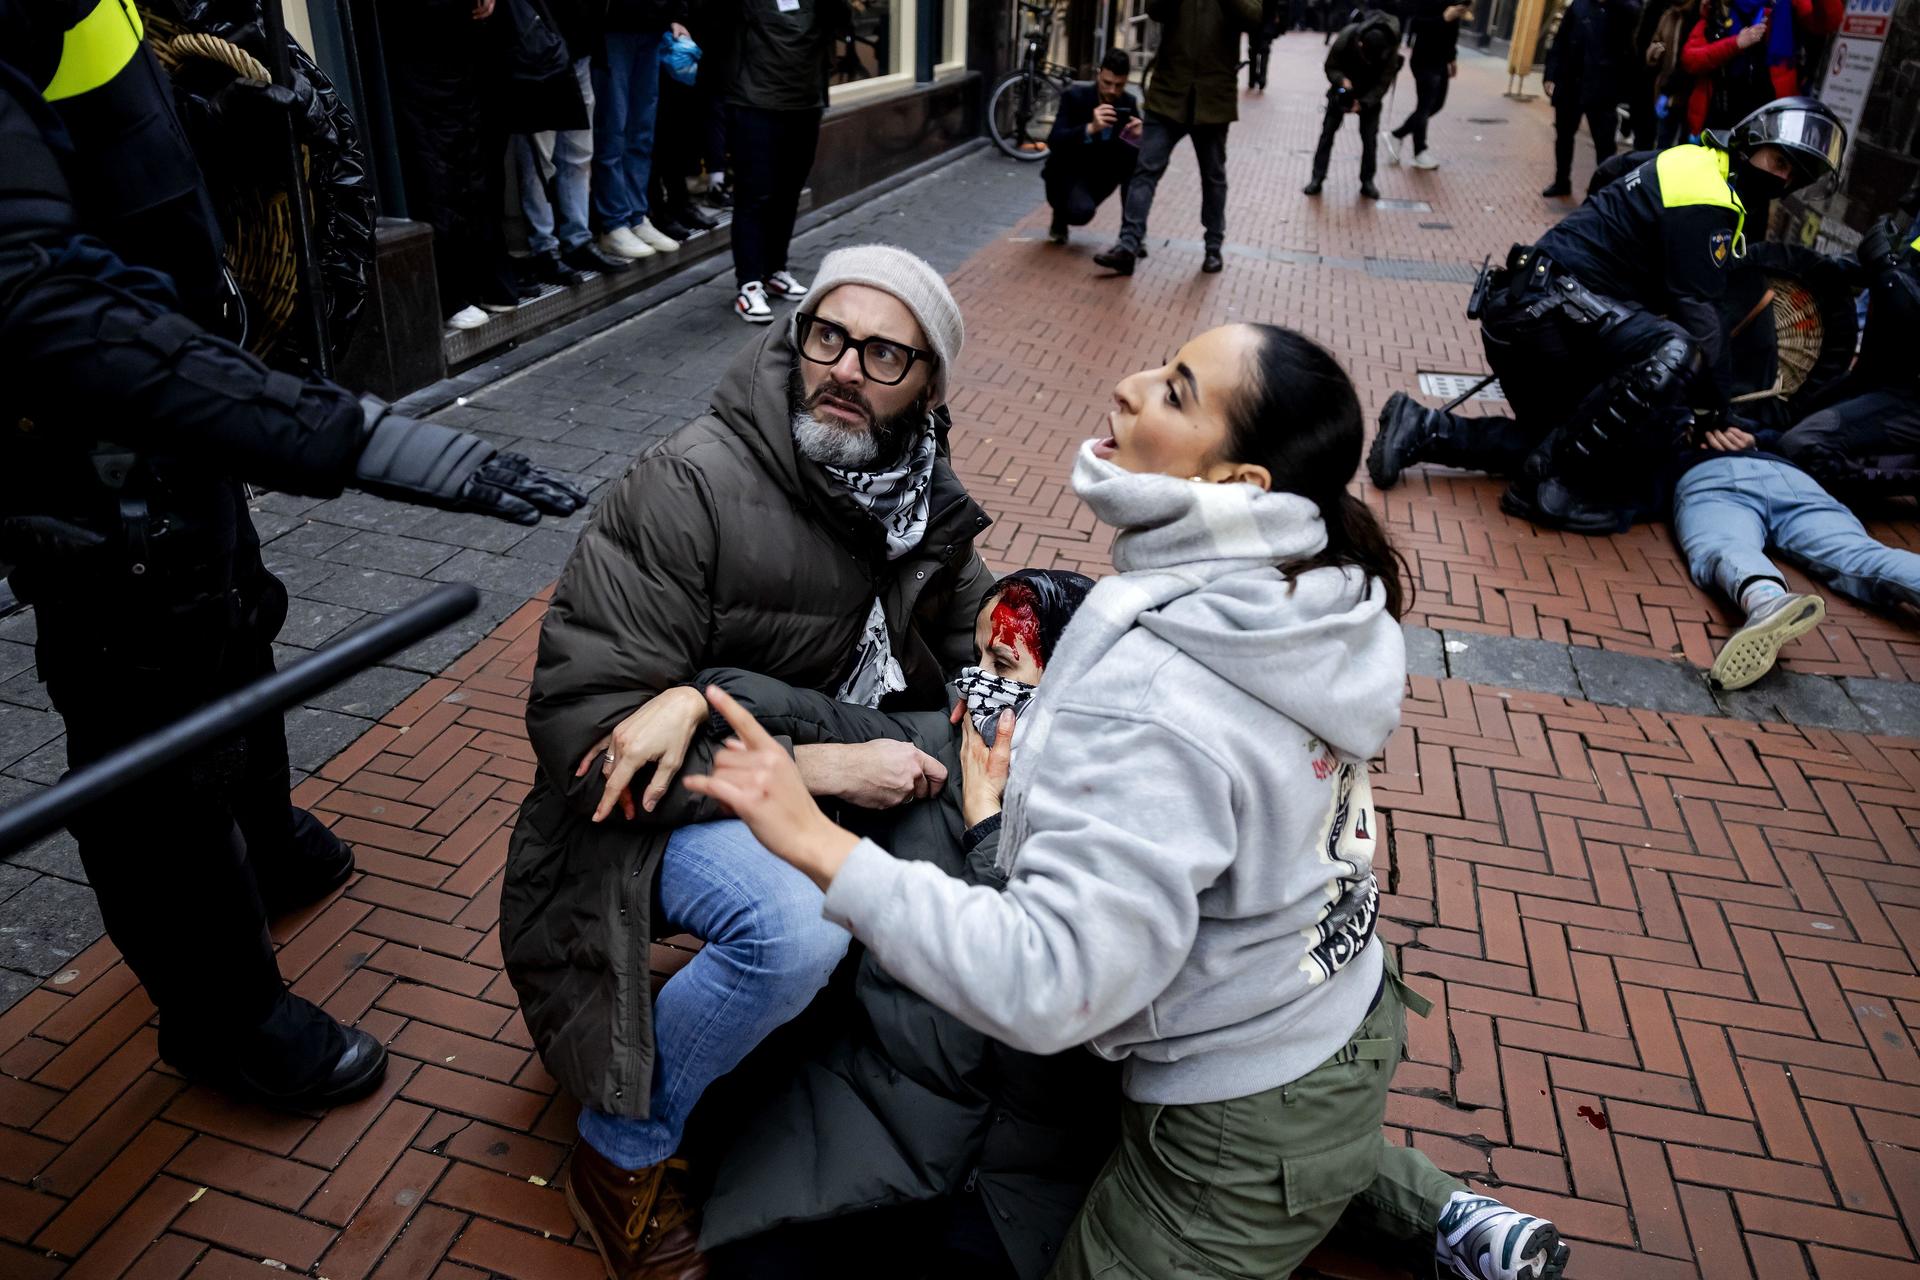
[1301,758,1381,987]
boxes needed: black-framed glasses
[796,313,931,386]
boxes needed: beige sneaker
[598,227,654,260]
[1710,592,1826,690]
[632,218,681,253]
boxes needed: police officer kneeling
[2,1,585,1110]
[1368,97,1846,534]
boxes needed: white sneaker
[1709,591,1826,690]
[446,305,489,331]
[1435,1193,1569,1280]
[1384,135,1402,165]
[1411,150,1441,170]
[735,281,774,324]
[598,227,654,260]
[766,270,810,301]
[632,218,681,253]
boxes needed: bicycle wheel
[988,71,1063,161]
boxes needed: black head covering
[989,568,1096,668]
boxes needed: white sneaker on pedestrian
[1384,135,1402,165]
[632,218,681,253]
[1411,149,1441,170]
[765,270,810,301]
[735,281,775,324]
[598,227,654,260]
[1709,591,1826,690]
[446,305,490,331]
[1435,1193,1569,1280]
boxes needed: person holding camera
[1305,8,1404,200]
[1044,49,1144,245]
[1387,1,1472,171]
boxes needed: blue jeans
[516,58,594,254]
[1673,455,1920,611]
[590,30,665,233]
[576,820,850,1169]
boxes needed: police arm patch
[1709,229,1733,267]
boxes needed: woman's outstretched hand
[683,687,860,888]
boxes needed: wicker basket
[1765,275,1828,399]
[144,13,306,362]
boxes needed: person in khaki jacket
[502,244,994,1280]
[1094,0,1262,278]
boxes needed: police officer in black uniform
[1777,182,1920,503]
[1367,96,1846,534]
[1,0,587,1109]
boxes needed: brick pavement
[1,32,1917,1280]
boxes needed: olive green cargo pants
[1050,963,1459,1279]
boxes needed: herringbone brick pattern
[945,35,1920,680]
[2,594,1915,1277]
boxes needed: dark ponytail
[1224,325,1411,619]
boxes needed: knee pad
[1556,335,1698,472]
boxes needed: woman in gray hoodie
[685,324,1571,1280]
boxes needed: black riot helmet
[1712,96,1848,197]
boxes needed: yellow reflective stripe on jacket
[43,0,146,102]
[1656,144,1745,243]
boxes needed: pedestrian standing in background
[514,0,635,285]
[1677,0,1841,137]
[1092,0,1262,278]
[1387,0,1471,171]
[723,0,852,323]
[1304,7,1404,199]
[591,1,689,264]
[1642,0,1696,147]
[1540,0,1635,197]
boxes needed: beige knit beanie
[794,245,964,402]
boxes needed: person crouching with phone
[1044,48,1146,245]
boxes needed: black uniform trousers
[729,105,823,289]
[1044,145,1139,228]
[1553,98,1617,186]
[1439,273,1691,490]
[1313,98,1383,185]
[1778,380,1920,501]
[28,480,332,1045]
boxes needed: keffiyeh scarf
[953,667,1037,745]
[826,419,939,707]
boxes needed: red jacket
[1678,0,1842,134]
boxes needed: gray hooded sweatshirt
[822,442,1407,1105]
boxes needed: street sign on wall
[1822,0,1893,168]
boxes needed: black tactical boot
[160,991,387,1110]
[1500,476,1631,535]
[1369,392,1449,488]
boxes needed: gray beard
[792,409,885,469]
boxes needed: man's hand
[577,686,710,821]
[1089,103,1119,135]
[684,689,859,891]
[1122,116,1145,142]
[1646,38,1666,64]
[1702,425,1756,453]
[795,740,948,809]
[670,21,690,39]
[959,708,1013,829]
[472,0,493,18]
[1444,3,1471,19]
[1736,18,1768,48]
[1449,59,1460,76]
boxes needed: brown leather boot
[564,1143,708,1280]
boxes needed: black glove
[1858,215,1901,281]
[194,78,317,178]
[353,400,588,525]
[459,453,589,526]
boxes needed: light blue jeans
[590,30,666,233]
[515,58,594,255]
[576,820,850,1169]
[1673,455,1920,610]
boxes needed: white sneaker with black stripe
[1435,1193,1569,1280]
[766,270,810,301]
[735,280,774,324]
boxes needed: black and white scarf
[827,419,938,707]
[821,419,938,561]
[953,667,1036,745]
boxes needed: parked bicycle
[987,0,1073,161]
